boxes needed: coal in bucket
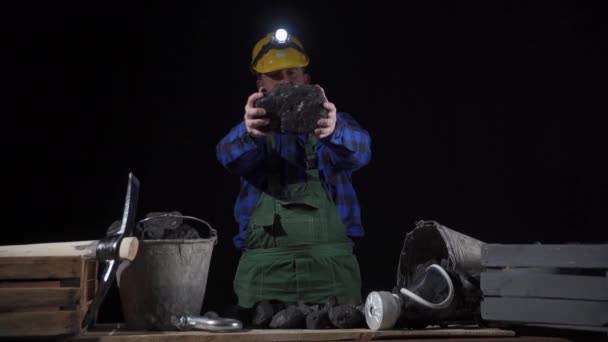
[118,213,218,330]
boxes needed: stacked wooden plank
[0,256,97,337]
[481,244,608,332]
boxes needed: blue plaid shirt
[216,112,371,249]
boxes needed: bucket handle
[137,214,218,245]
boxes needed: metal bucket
[396,220,484,288]
[118,215,217,330]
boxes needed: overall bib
[234,135,362,308]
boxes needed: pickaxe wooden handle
[0,237,139,261]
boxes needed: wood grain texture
[481,244,608,268]
[66,327,515,342]
[481,272,608,301]
[0,256,82,280]
[0,310,80,336]
[0,240,98,258]
[482,297,608,326]
[0,287,81,310]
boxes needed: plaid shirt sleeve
[216,121,266,175]
[318,112,371,171]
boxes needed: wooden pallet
[480,244,608,333]
[0,256,98,337]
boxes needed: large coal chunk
[251,300,285,328]
[328,304,365,328]
[255,84,328,134]
[306,306,331,329]
[269,305,306,329]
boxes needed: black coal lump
[306,306,331,329]
[136,211,183,240]
[255,84,328,134]
[328,304,365,329]
[164,223,200,240]
[251,300,286,328]
[296,302,316,316]
[269,305,306,329]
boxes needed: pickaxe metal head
[82,172,140,329]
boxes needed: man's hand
[314,86,337,139]
[244,89,270,137]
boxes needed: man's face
[256,67,310,92]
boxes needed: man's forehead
[265,67,305,75]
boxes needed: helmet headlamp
[250,28,307,72]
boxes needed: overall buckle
[306,158,317,170]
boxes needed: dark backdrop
[19,1,607,322]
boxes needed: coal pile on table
[223,296,365,329]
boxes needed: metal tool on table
[365,264,455,330]
[172,312,243,332]
[0,172,141,329]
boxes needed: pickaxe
[0,173,140,329]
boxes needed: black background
[19,1,607,322]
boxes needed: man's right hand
[244,89,270,137]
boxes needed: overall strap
[305,135,323,183]
[305,135,318,170]
[266,135,281,195]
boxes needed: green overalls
[234,135,362,308]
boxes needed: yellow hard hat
[251,29,309,74]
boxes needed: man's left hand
[315,86,337,139]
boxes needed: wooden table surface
[63,325,538,342]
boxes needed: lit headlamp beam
[274,29,288,43]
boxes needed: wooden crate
[0,256,98,337]
[480,244,608,333]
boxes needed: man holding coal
[216,29,371,311]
